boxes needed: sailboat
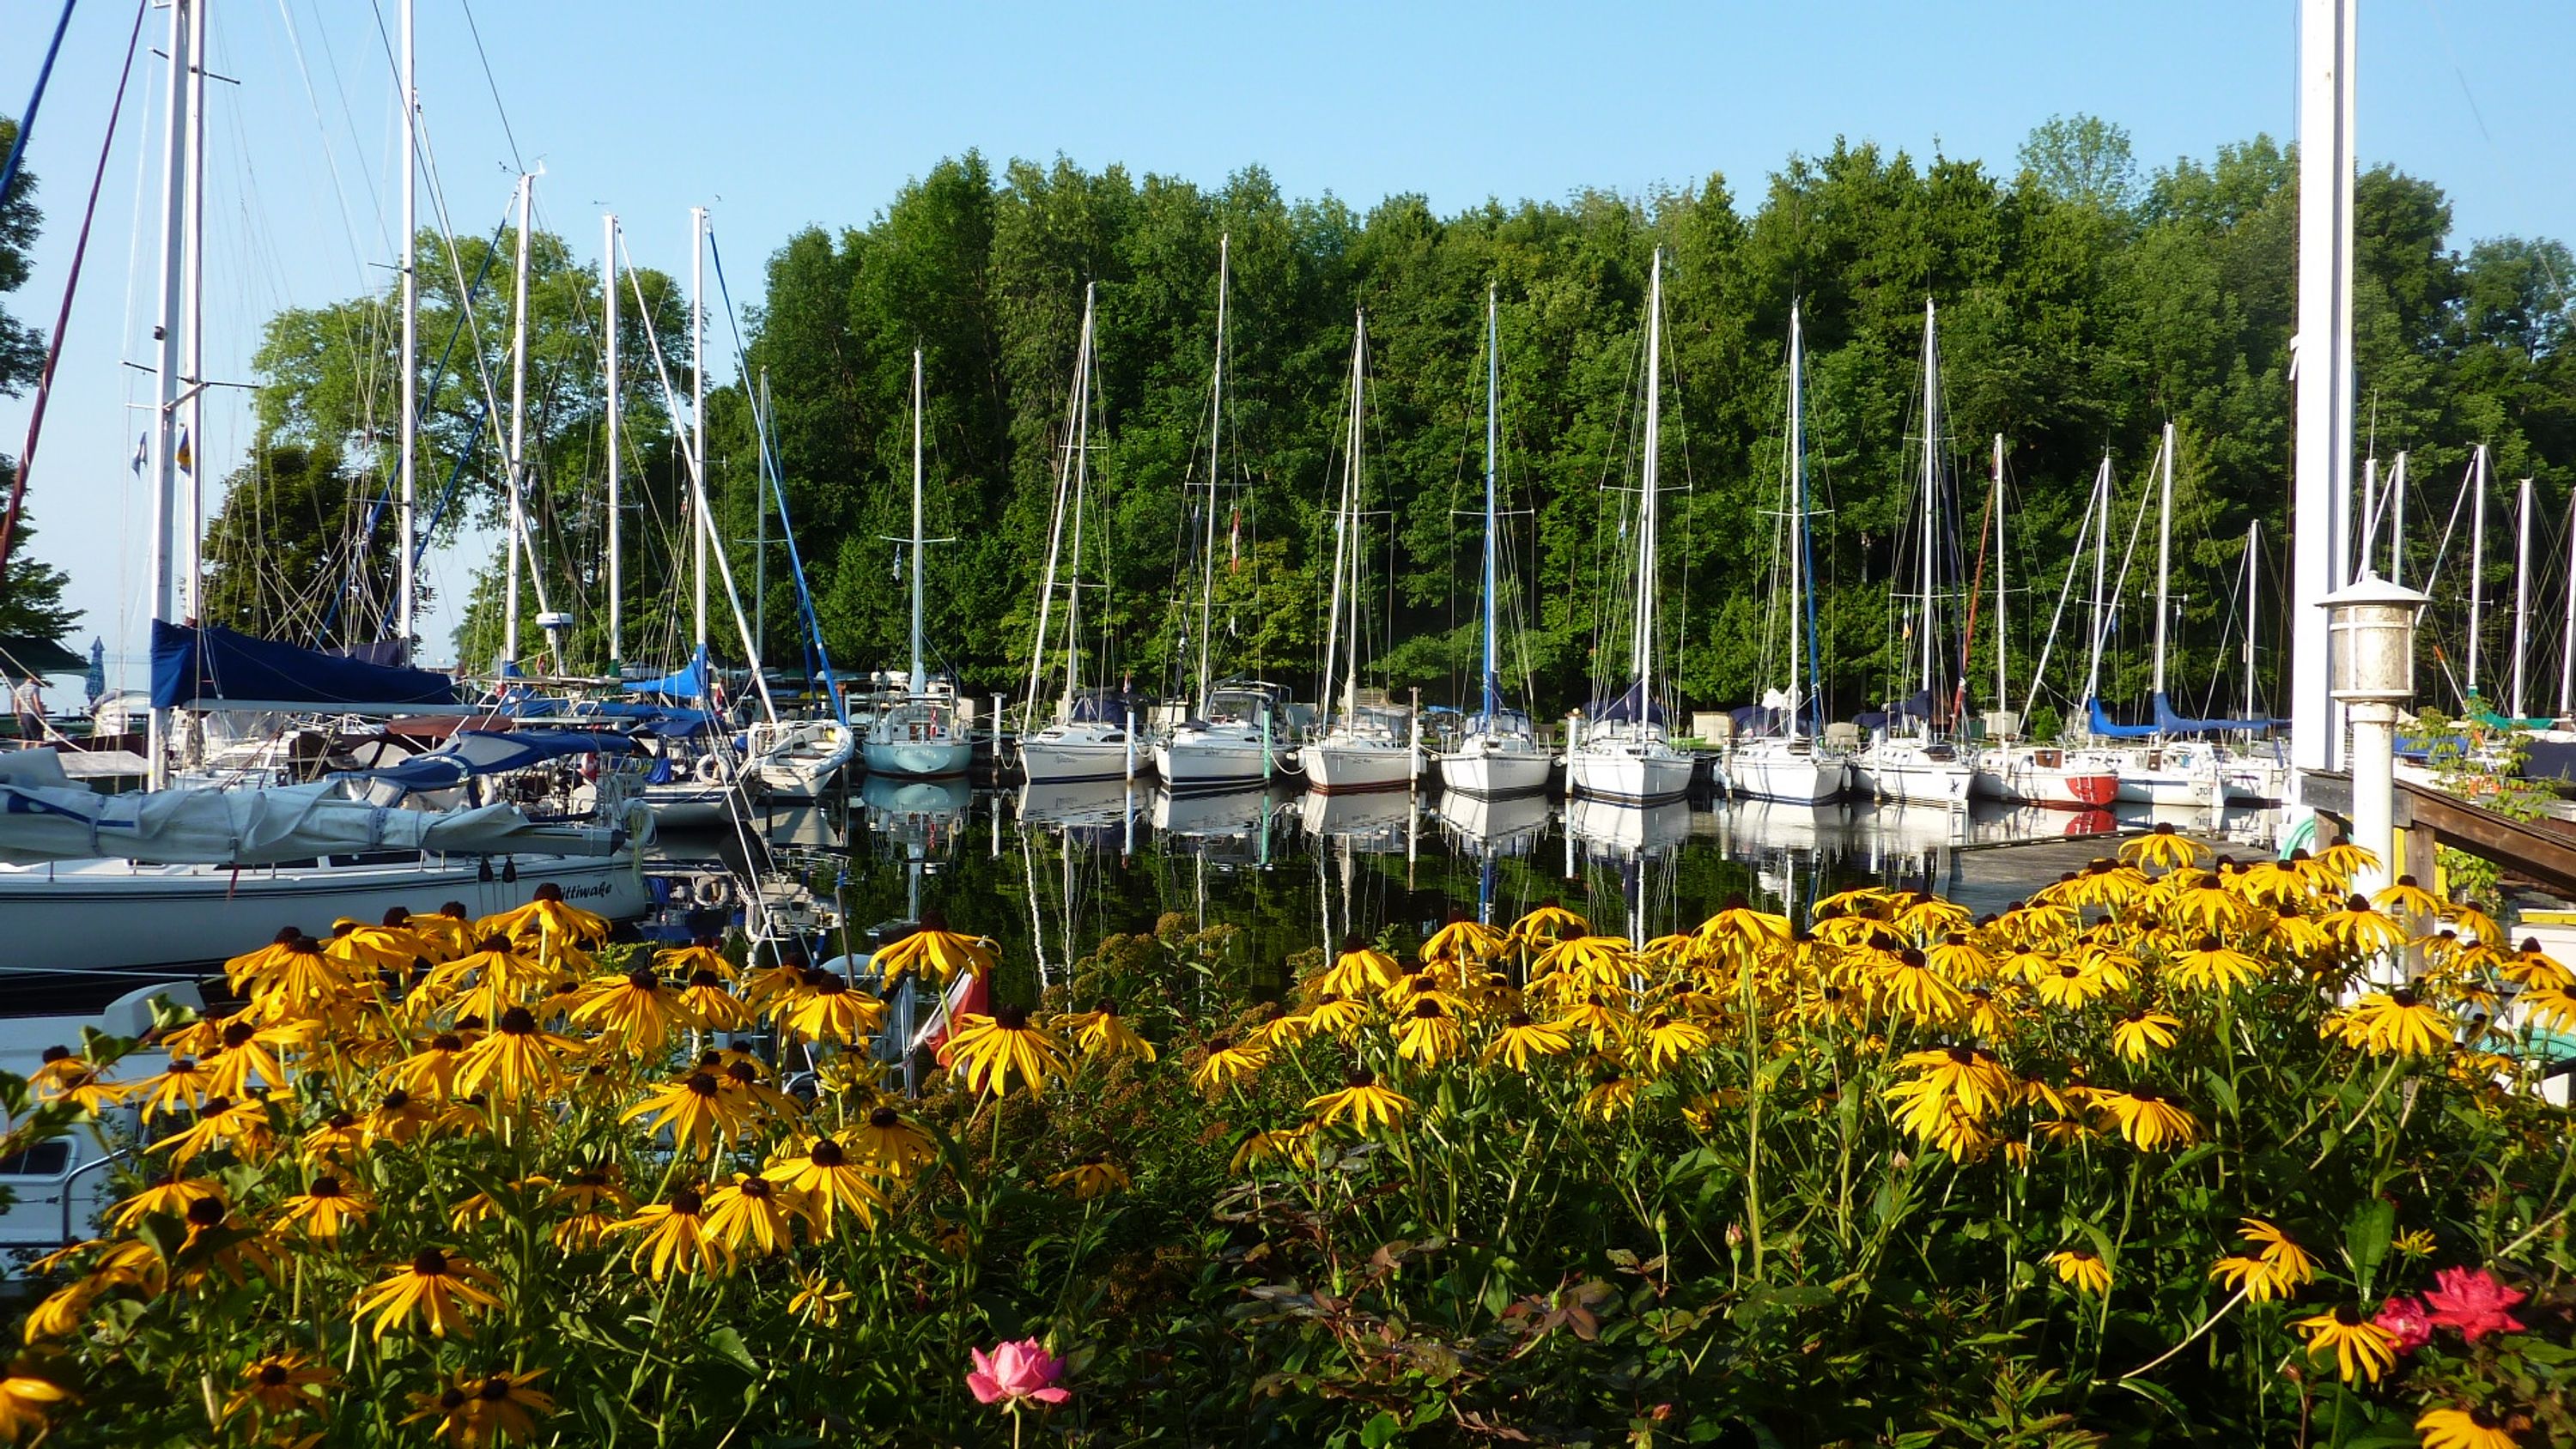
[1018,286,1135,785]
[1728,302,1851,805]
[1435,286,1552,798]
[1567,252,1696,806]
[1850,301,1974,805]
[1301,312,1415,795]
[861,351,976,779]
[1971,451,2120,809]
[1157,236,1292,790]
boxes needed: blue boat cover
[2154,692,2282,736]
[507,696,714,737]
[1588,681,1668,726]
[2086,696,2160,740]
[356,729,635,793]
[151,621,459,712]
[623,646,709,700]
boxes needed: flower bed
[3,834,2572,1446]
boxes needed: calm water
[691,781,2289,1003]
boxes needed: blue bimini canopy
[356,729,635,794]
[152,621,461,713]
[1588,681,1668,727]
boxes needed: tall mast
[2561,492,2576,718]
[2154,421,2174,706]
[396,0,416,646]
[146,0,194,787]
[1319,314,1364,724]
[2245,520,2261,719]
[2082,455,2111,710]
[502,171,531,668]
[1195,236,1228,706]
[690,206,708,661]
[603,213,621,671]
[2389,451,2408,585]
[1992,434,2007,711]
[1636,249,1662,710]
[179,0,206,621]
[908,348,927,696]
[2468,443,2487,698]
[1787,302,1805,737]
[1917,300,1938,713]
[1480,284,1500,722]
[1063,285,1095,706]
[2512,476,2533,719]
[1020,291,1087,732]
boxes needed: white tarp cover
[0,754,618,865]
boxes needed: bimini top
[355,730,636,796]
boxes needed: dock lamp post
[2322,572,2427,906]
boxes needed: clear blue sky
[3,0,2567,678]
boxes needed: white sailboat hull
[1154,725,1271,791]
[1301,735,1413,795]
[1850,742,1975,805]
[1968,747,2121,809]
[1566,737,1694,805]
[0,853,652,979]
[861,737,975,779]
[1019,721,1137,785]
[1728,741,1850,803]
[1434,736,1552,797]
[639,780,750,829]
[748,721,855,797]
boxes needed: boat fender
[696,875,735,908]
[501,859,519,884]
[665,876,695,907]
[582,754,600,782]
[477,859,495,883]
[696,754,727,785]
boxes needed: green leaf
[2344,1197,2397,1296]
[705,1325,759,1375]
[1359,1410,1404,1447]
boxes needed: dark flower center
[994,1003,1031,1031]
[533,882,565,902]
[480,937,512,955]
[439,1388,467,1410]
[431,1034,464,1053]
[310,1177,344,1197]
[1507,1012,1534,1028]
[726,1062,758,1086]
[811,974,847,996]
[1410,1000,1446,1020]
[185,1197,226,1227]
[738,1176,775,1200]
[382,1089,412,1110]
[669,1189,704,1216]
[809,1139,848,1167]
[498,1007,538,1035]
[223,1022,256,1048]
[690,970,723,990]
[258,1362,289,1386]
[327,1113,355,1130]
[478,1376,514,1402]
[2196,935,2222,952]
[2391,989,2420,1009]
[869,1106,899,1129]
[686,1072,720,1097]
[1345,1068,1376,1089]
[627,968,659,992]
[412,1248,449,1276]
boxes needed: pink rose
[967,1337,1071,1407]
[2372,1294,2433,1354]
[2421,1267,2527,1343]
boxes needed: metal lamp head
[2319,572,2427,705]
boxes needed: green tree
[0,114,82,656]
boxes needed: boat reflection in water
[1432,791,1552,857]
[1019,779,1139,837]
[860,774,972,853]
[1566,797,1692,859]
[1297,789,1416,852]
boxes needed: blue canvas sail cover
[151,621,459,712]
[623,646,709,700]
[356,729,636,794]
[2085,696,2160,739]
[2154,692,2282,736]
[1588,681,1668,726]
[1854,688,1938,732]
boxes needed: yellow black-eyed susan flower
[402,1367,552,1446]
[702,1173,805,1256]
[1305,1068,1413,1133]
[452,1008,574,1106]
[620,1071,750,1158]
[223,1351,334,1422]
[1421,912,1509,965]
[569,967,691,1055]
[1060,1002,1156,1064]
[106,1173,222,1231]
[351,1246,503,1340]
[2045,1249,2111,1295]
[849,1104,938,1178]
[762,1137,885,1230]
[2293,1303,2399,1384]
[869,912,996,985]
[276,1174,373,1243]
[1230,1126,1315,1173]
[0,1365,72,1443]
[1481,1012,1571,1072]
[675,970,752,1032]
[1393,998,1463,1067]
[2415,1407,2519,1449]
[2090,1088,2199,1150]
[2111,1009,2182,1064]
[946,1004,1069,1098]
[789,1268,855,1326]
[1188,1034,1269,1095]
[1047,1155,1131,1200]
[776,973,888,1045]
[1510,900,1588,943]
[1638,1013,1712,1072]
[2118,822,2205,871]
[611,1186,732,1280]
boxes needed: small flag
[174,428,193,476]
[1228,506,1242,572]
[130,434,147,476]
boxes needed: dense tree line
[0,113,84,659]
[211,118,2575,728]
